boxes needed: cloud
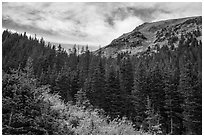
[2,2,202,50]
[151,2,202,22]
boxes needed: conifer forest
[2,24,202,134]
[2,3,202,135]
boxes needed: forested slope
[2,17,202,135]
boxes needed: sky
[2,2,202,50]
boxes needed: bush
[2,69,144,135]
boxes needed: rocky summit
[95,16,202,57]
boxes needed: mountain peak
[96,16,202,57]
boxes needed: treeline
[2,29,202,134]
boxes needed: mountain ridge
[95,16,202,57]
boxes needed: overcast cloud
[2,2,202,50]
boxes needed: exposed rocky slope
[95,16,202,57]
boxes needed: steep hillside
[96,16,202,57]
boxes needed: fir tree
[132,61,148,129]
[120,56,134,94]
[105,69,122,119]
[89,58,106,108]
[75,89,91,109]
[163,63,183,134]
[179,54,201,134]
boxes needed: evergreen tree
[2,66,47,134]
[163,63,183,134]
[54,68,72,102]
[147,63,166,133]
[148,64,165,112]
[179,54,201,134]
[75,89,91,109]
[89,58,106,108]
[120,56,134,94]
[25,57,34,79]
[119,55,134,118]
[144,96,163,135]
[70,70,80,103]
[132,61,148,129]
[105,69,122,119]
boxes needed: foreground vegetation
[2,68,144,135]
